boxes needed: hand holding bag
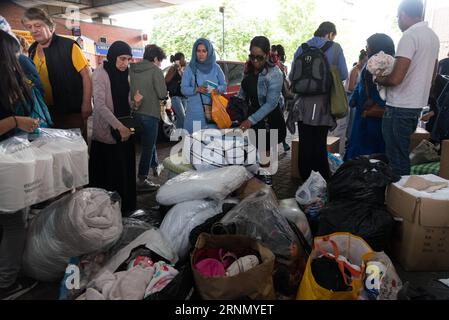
[110,114,142,143]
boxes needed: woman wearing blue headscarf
[345,33,395,161]
[181,38,226,134]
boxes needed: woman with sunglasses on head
[238,36,286,186]
[181,38,226,134]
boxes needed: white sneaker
[137,179,160,192]
[152,165,164,177]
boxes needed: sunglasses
[248,54,266,62]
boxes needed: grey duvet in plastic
[156,166,251,206]
[23,188,123,282]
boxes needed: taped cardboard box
[386,179,449,271]
[291,136,340,179]
[410,128,431,152]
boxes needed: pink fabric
[195,258,226,278]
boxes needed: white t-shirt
[386,21,440,109]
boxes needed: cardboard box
[386,179,449,271]
[440,140,449,180]
[291,136,340,179]
[410,127,431,152]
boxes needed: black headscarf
[103,41,133,118]
[366,33,395,58]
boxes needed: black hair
[275,45,286,63]
[366,33,396,58]
[250,36,271,55]
[170,52,184,63]
[143,44,167,62]
[246,36,273,75]
[0,30,33,115]
[399,0,424,18]
[314,21,337,38]
[359,49,367,62]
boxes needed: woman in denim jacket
[238,36,286,185]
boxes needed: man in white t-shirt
[376,0,439,176]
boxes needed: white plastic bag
[0,136,54,212]
[295,171,327,206]
[156,166,251,206]
[159,200,220,259]
[22,188,123,281]
[279,199,312,245]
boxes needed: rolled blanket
[366,51,395,100]
[23,188,123,281]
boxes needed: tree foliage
[150,0,316,63]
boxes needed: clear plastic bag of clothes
[279,199,312,246]
[360,252,403,300]
[156,166,251,206]
[212,189,306,297]
[159,200,221,260]
[295,171,327,206]
[128,209,164,228]
[22,188,123,282]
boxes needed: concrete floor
[18,131,449,300]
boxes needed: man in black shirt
[438,51,449,75]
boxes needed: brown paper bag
[191,233,276,300]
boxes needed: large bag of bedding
[156,166,251,206]
[22,188,123,281]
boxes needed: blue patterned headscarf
[189,38,216,74]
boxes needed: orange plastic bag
[211,92,232,129]
[297,233,373,300]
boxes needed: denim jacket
[238,66,283,125]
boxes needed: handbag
[362,76,385,119]
[329,45,348,119]
[110,115,142,142]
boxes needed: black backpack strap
[320,41,334,54]
[301,43,309,52]
[194,72,206,107]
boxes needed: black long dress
[89,137,136,216]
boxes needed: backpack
[291,42,334,96]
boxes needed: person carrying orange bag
[211,91,232,129]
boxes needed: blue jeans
[134,113,159,178]
[171,96,187,130]
[382,106,422,176]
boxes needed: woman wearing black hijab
[89,41,138,215]
[345,33,395,161]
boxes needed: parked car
[159,60,245,141]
